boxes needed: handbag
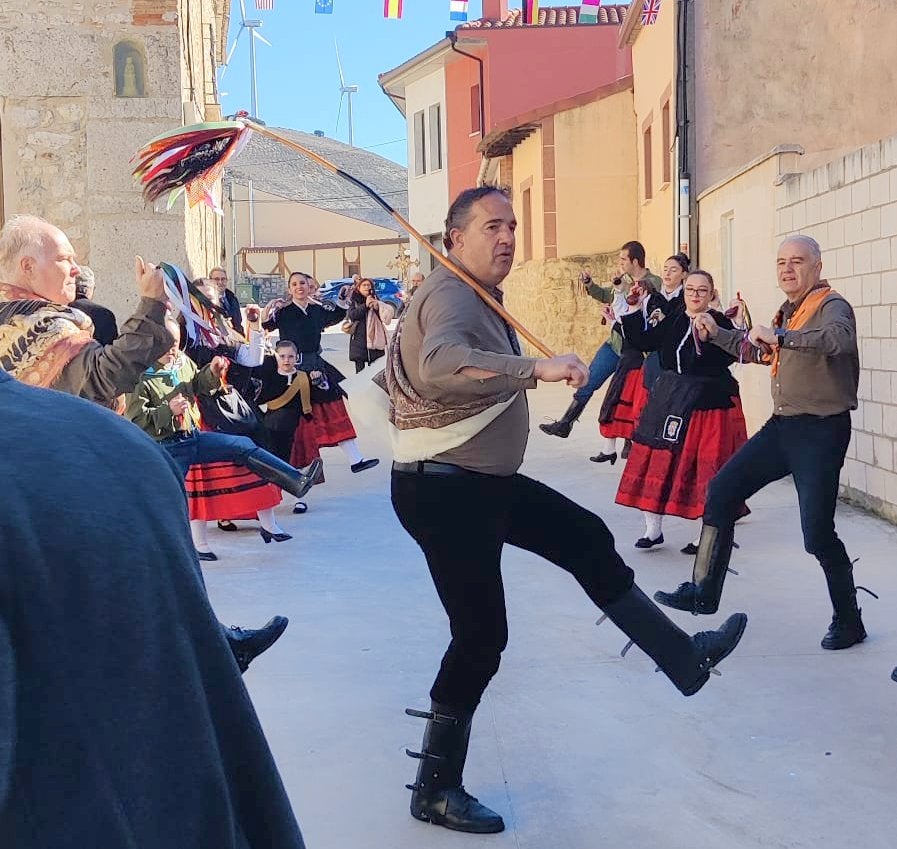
[198,383,260,435]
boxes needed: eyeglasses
[684,287,711,297]
[210,276,227,283]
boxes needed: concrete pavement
[204,333,897,849]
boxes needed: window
[470,84,481,135]
[345,259,361,278]
[522,188,533,262]
[661,100,671,185]
[413,110,427,177]
[643,125,653,200]
[428,104,443,171]
[425,233,443,272]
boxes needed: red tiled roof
[459,4,628,29]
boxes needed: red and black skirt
[289,399,357,471]
[186,462,281,522]
[598,348,645,440]
[615,371,748,519]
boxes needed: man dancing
[654,235,867,652]
[388,187,748,834]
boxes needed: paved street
[204,333,897,849]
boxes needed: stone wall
[776,137,897,523]
[0,1,225,319]
[502,251,618,362]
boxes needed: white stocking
[339,438,364,465]
[190,520,211,552]
[257,508,283,535]
[603,437,618,454]
[643,512,663,541]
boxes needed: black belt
[392,460,485,477]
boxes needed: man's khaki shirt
[712,290,858,417]
[398,264,538,476]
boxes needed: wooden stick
[243,120,555,357]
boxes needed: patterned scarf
[0,283,94,388]
[372,309,517,431]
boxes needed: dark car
[320,277,406,316]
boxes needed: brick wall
[777,137,897,522]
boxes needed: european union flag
[315,0,333,13]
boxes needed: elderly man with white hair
[654,235,868,653]
[0,213,170,404]
[0,213,291,673]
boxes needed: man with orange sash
[654,235,868,652]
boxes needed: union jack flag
[642,0,661,25]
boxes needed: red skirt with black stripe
[615,398,749,519]
[185,461,281,522]
[289,399,357,471]
[599,367,644,440]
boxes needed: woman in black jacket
[346,277,394,373]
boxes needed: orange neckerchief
[765,284,834,375]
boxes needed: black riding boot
[653,524,734,614]
[244,449,322,500]
[539,398,587,438]
[602,585,747,696]
[222,616,289,673]
[820,558,866,650]
[405,703,505,834]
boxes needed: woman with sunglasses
[614,270,749,551]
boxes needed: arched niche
[114,41,147,98]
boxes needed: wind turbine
[334,42,358,147]
[222,0,272,119]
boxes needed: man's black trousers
[391,468,635,712]
[704,412,853,570]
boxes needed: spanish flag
[384,0,403,18]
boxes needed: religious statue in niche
[114,42,146,98]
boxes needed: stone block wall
[0,1,224,319]
[502,251,618,362]
[777,136,897,522]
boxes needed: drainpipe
[448,30,486,157]
[676,0,697,262]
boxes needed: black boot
[223,616,289,673]
[405,703,505,834]
[601,585,747,696]
[891,667,897,683]
[244,449,322,500]
[539,398,587,438]
[820,558,866,650]
[653,524,734,615]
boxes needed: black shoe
[217,520,238,532]
[292,501,308,514]
[589,452,618,465]
[539,398,587,438]
[351,458,380,473]
[635,534,664,549]
[225,616,289,673]
[405,703,505,834]
[621,438,632,459]
[681,543,699,555]
[196,550,218,562]
[260,528,293,544]
[820,557,873,650]
[654,524,734,615]
[244,450,323,500]
[891,666,897,683]
[600,584,747,697]
[821,610,866,650]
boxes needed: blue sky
[220,1,487,167]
